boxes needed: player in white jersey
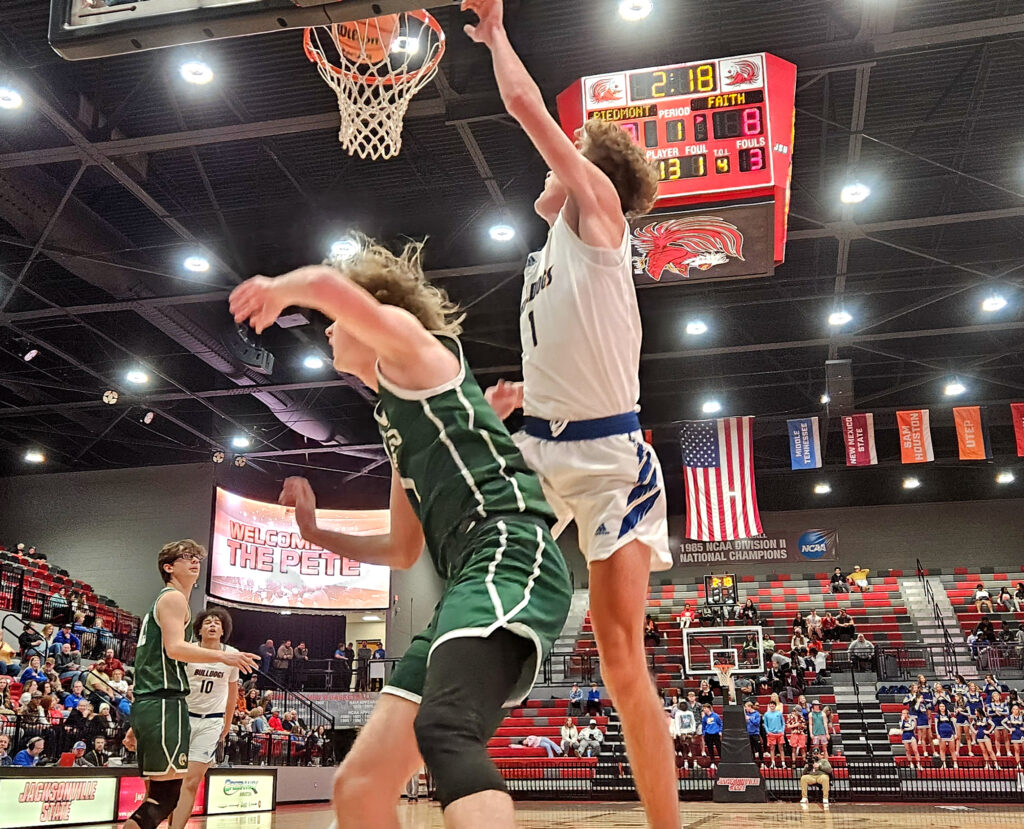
[169,607,239,829]
[465,2,678,826]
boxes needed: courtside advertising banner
[209,487,390,611]
[205,772,275,815]
[117,777,205,820]
[0,777,118,828]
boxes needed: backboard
[682,625,764,677]
[49,0,453,60]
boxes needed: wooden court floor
[91,801,1024,828]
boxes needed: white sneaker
[800,798,808,804]
[823,800,830,807]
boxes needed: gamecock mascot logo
[724,59,761,87]
[589,78,623,104]
[632,217,745,281]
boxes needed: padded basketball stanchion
[712,704,767,803]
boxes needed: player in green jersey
[230,238,572,829]
[121,540,257,829]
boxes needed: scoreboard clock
[704,573,738,607]
[557,54,797,284]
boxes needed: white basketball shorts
[514,430,672,571]
[187,715,223,764]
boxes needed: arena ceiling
[1,0,1023,512]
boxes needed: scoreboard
[556,53,797,270]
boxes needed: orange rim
[303,9,446,87]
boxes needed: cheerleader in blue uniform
[899,709,924,770]
[988,691,1010,758]
[971,710,998,770]
[933,702,958,769]
[1007,703,1024,768]
[913,692,933,757]
[953,694,973,751]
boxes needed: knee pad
[414,701,505,809]
[128,779,182,829]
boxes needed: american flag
[681,417,763,541]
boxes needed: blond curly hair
[325,237,464,336]
[580,118,660,218]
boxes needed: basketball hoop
[713,662,737,705]
[304,10,445,161]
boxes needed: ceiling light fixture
[212,450,226,464]
[702,399,722,414]
[618,0,654,21]
[330,237,360,260]
[981,294,1007,313]
[820,393,830,405]
[903,477,921,490]
[303,354,325,370]
[489,224,516,242]
[686,320,708,336]
[828,310,852,326]
[390,35,419,55]
[102,390,118,405]
[233,455,247,468]
[814,483,831,495]
[0,87,23,110]
[126,369,149,385]
[24,450,45,464]
[183,255,210,273]
[22,349,38,362]
[179,61,214,85]
[362,614,382,622]
[141,411,155,425]
[840,182,871,204]
[944,378,966,396]
[231,435,251,449]
[996,471,1015,485]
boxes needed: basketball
[333,14,401,63]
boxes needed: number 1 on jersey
[528,310,538,347]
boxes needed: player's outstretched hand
[229,276,290,334]
[484,379,523,420]
[279,476,318,536]
[462,0,503,46]
[222,650,260,674]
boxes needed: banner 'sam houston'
[209,488,390,610]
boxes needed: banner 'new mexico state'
[209,487,390,611]
[678,529,838,566]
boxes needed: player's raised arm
[462,0,623,241]
[279,474,424,570]
[156,591,258,672]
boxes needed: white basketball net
[304,12,445,161]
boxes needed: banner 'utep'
[897,409,934,464]
[841,413,877,466]
[787,417,822,470]
[953,406,992,460]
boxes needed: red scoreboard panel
[557,53,796,271]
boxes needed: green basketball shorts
[385,517,571,708]
[131,695,190,776]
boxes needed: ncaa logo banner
[787,417,821,470]
[678,528,838,566]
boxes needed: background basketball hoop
[304,10,445,161]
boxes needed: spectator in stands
[560,716,579,756]
[0,636,19,676]
[763,699,785,768]
[805,610,823,641]
[567,682,583,716]
[268,708,285,731]
[790,629,809,653]
[85,735,109,768]
[807,700,829,754]
[1014,583,1024,613]
[700,704,722,766]
[332,643,352,692]
[0,733,11,767]
[809,647,828,679]
[54,643,80,681]
[974,583,994,613]
[696,679,715,707]
[996,585,1015,613]
[89,702,115,742]
[835,609,856,642]
[18,623,45,660]
[847,634,875,672]
[40,658,60,689]
[740,633,760,666]
[13,736,44,767]
[761,633,776,660]
[98,648,123,677]
[821,612,838,642]
[258,639,275,677]
[671,701,697,767]
[829,567,850,594]
[244,688,260,712]
[791,611,806,634]
[48,587,70,625]
[674,602,696,630]
[51,625,81,660]
[743,700,763,765]
[18,655,46,686]
[250,707,268,733]
[740,598,759,624]
[849,565,871,593]
[577,719,604,758]
[372,644,385,660]
[27,546,43,561]
[643,615,661,648]
[355,643,372,691]
[799,747,832,807]
[586,682,603,716]
[63,680,86,710]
